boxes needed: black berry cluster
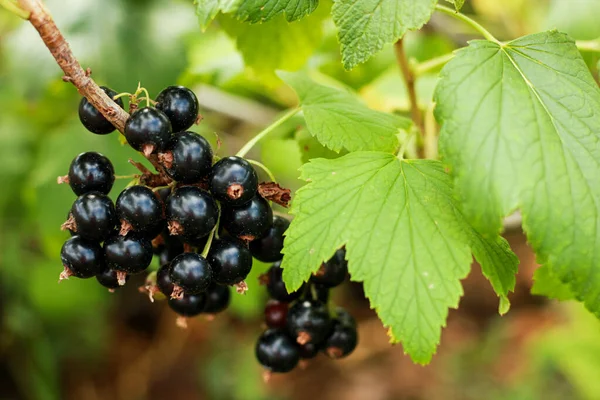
[256,248,359,376]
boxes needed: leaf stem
[576,39,600,52]
[435,4,500,44]
[394,39,425,158]
[412,53,454,76]
[246,159,276,182]
[0,0,28,18]
[236,108,300,158]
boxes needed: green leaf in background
[295,128,344,163]
[332,0,438,69]
[279,71,411,153]
[281,153,518,363]
[234,0,318,23]
[445,0,464,11]
[532,265,575,301]
[219,11,326,84]
[434,30,600,317]
[195,0,223,31]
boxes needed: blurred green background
[1,0,600,399]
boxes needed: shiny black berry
[96,268,128,289]
[265,300,288,329]
[116,185,165,238]
[168,293,206,317]
[287,299,332,345]
[78,86,123,135]
[207,238,253,285]
[249,215,289,262]
[67,152,115,196]
[124,107,172,154]
[221,196,272,241]
[311,248,348,288]
[60,235,105,278]
[266,262,304,303]
[169,252,212,294]
[299,342,320,360]
[104,234,153,274]
[203,283,231,314]
[166,186,218,241]
[156,264,175,296]
[255,329,300,373]
[209,157,258,206]
[323,310,358,359]
[155,86,199,133]
[161,132,213,184]
[69,192,117,241]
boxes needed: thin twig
[394,39,425,159]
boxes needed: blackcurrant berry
[265,300,288,329]
[255,329,300,373]
[209,156,258,206]
[156,264,175,296]
[104,233,153,274]
[287,299,332,345]
[334,307,357,328]
[207,238,253,285]
[249,215,289,262]
[168,293,206,317]
[311,248,348,288]
[161,131,213,183]
[155,86,199,133]
[221,195,272,241]
[116,185,165,238]
[69,192,117,241]
[96,268,128,289]
[60,235,105,279]
[169,252,212,295]
[166,186,218,241]
[265,262,304,303]
[124,107,172,155]
[299,342,320,360]
[323,314,358,359]
[203,283,231,314]
[78,86,123,135]
[67,152,115,196]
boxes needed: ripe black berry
[168,293,206,317]
[67,152,115,196]
[209,156,258,206]
[124,107,172,155]
[265,300,288,329]
[104,234,153,274]
[155,86,199,133]
[169,252,212,295]
[323,311,358,359]
[68,192,117,241]
[96,268,128,289]
[255,329,300,373]
[207,238,253,285]
[265,262,304,303]
[116,185,165,238]
[249,215,289,262]
[311,248,348,288]
[156,264,175,296]
[287,299,332,345]
[166,186,218,241]
[299,342,320,360]
[78,86,123,135]
[161,131,213,183]
[60,235,105,279]
[203,283,231,314]
[221,195,273,241]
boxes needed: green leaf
[281,152,518,363]
[532,265,576,301]
[234,0,318,23]
[219,12,325,84]
[279,71,411,153]
[194,0,240,31]
[332,0,438,69]
[434,31,600,316]
[445,0,464,11]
